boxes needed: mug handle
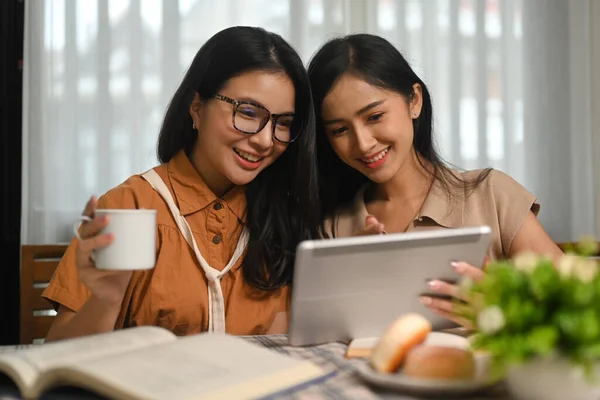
[73,215,93,241]
[73,215,97,261]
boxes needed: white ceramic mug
[73,209,157,270]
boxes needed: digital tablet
[288,226,492,346]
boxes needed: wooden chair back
[20,244,67,343]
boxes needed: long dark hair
[307,33,490,232]
[157,26,320,290]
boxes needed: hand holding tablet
[289,226,492,346]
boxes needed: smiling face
[189,70,295,195]
[320,73,423,184]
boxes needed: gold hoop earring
[193,122,196,129]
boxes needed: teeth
[235,149,261,162]
[362,147,389,163]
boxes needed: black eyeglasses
[213,94,299,143]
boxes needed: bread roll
[369,314,432,373]
[402,345,475,380]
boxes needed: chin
[229,176,257,186]
[355,165,394,184]
[228,170,262,186]
[364,172,394,184]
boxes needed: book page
[44,333,326,400]
[0,326,175,397]
[0,344,37,354]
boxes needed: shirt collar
[166,150,247,221]
[417,169,465,228]
[350,169,465,230]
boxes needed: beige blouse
[329,169,540,261]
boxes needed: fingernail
[419,296,432,306]
[451,262,465,273]
[427,280,441,290]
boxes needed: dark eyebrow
[322,100,386,125]
[358,100,385,114]
[236,97,267,108]
[236,97,294,115]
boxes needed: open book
[0,326,330,400]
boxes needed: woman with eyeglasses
[308,34,562,328]
[43,26,321,341]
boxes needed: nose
[248,119,274,151]
[353,125,377,155]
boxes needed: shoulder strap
[141,168,249,332]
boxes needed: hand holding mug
[73,196,156,306]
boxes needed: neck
[189,144,234,197]
[371,151,433,203]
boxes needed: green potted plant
[460,239,600,400]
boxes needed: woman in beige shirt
[43,27,322,341]
[308,33,562,327]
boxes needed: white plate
[354,332,498,397]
